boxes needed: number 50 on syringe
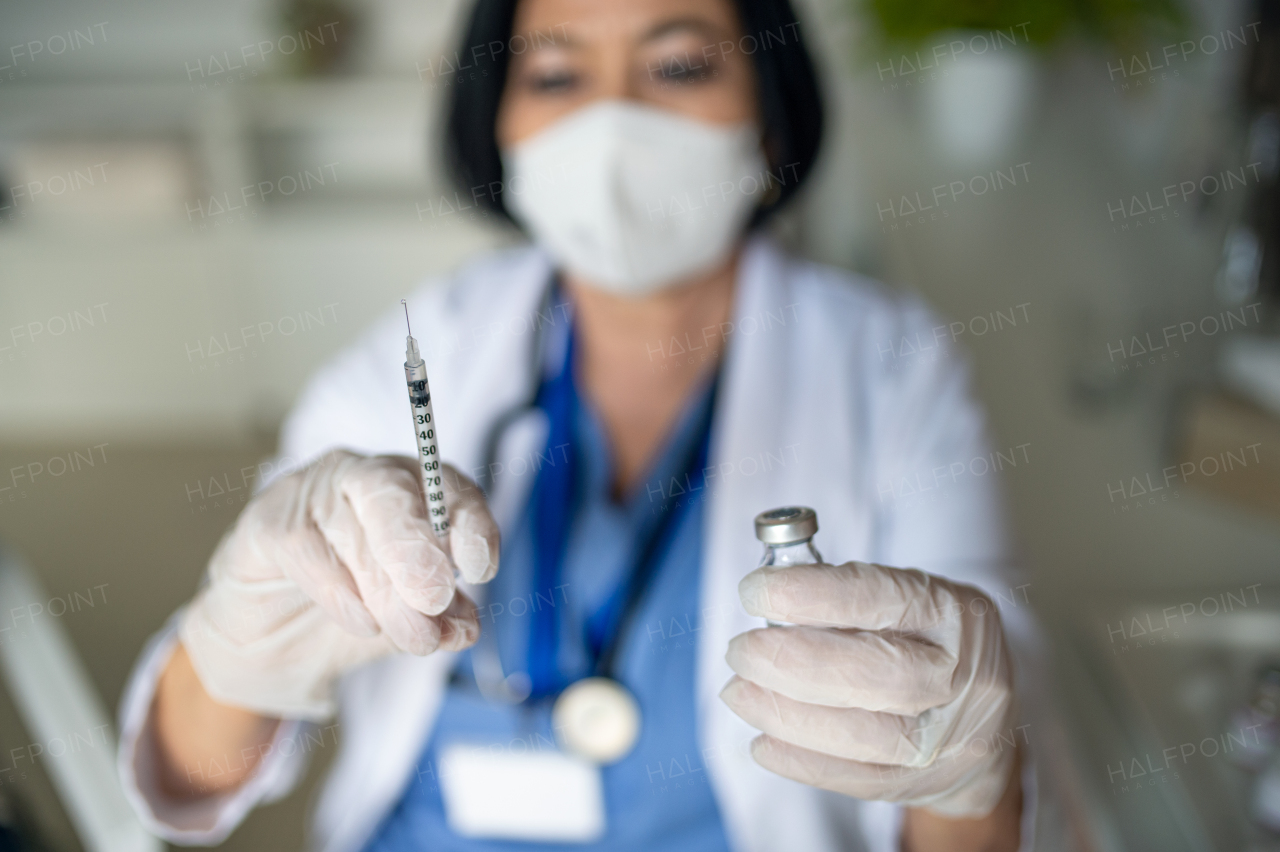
[402,300,449,541]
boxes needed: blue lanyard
[525,323,716,702]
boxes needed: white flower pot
[921,35,1038,165]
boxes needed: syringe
[402,300,450,542]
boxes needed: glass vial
[754,507,821,627]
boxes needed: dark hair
[443,0,825,226]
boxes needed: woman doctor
[119,0,1042,848]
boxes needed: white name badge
[439,743,606,843]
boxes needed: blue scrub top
[362,335,732,851]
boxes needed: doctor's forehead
[509,0,745,48]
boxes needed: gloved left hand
[720,560,1018,818]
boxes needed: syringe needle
[402,299,422,365]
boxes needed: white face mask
[501,101,769,296]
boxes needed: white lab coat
[118,235,1056,851]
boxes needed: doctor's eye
[520,67,581,94]
[655,59,711,83]
[527,70,578,91]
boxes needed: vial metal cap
[754,506,818,545]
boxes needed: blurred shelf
[0,75,432,127]
[0,75,442,211]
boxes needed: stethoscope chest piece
[552,677,641,764]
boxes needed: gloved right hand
[178,450,500,721]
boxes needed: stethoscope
[461,278,716,764]
[469,280,560,706]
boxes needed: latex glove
[720,561,1018,818]
[179,450,500,721]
